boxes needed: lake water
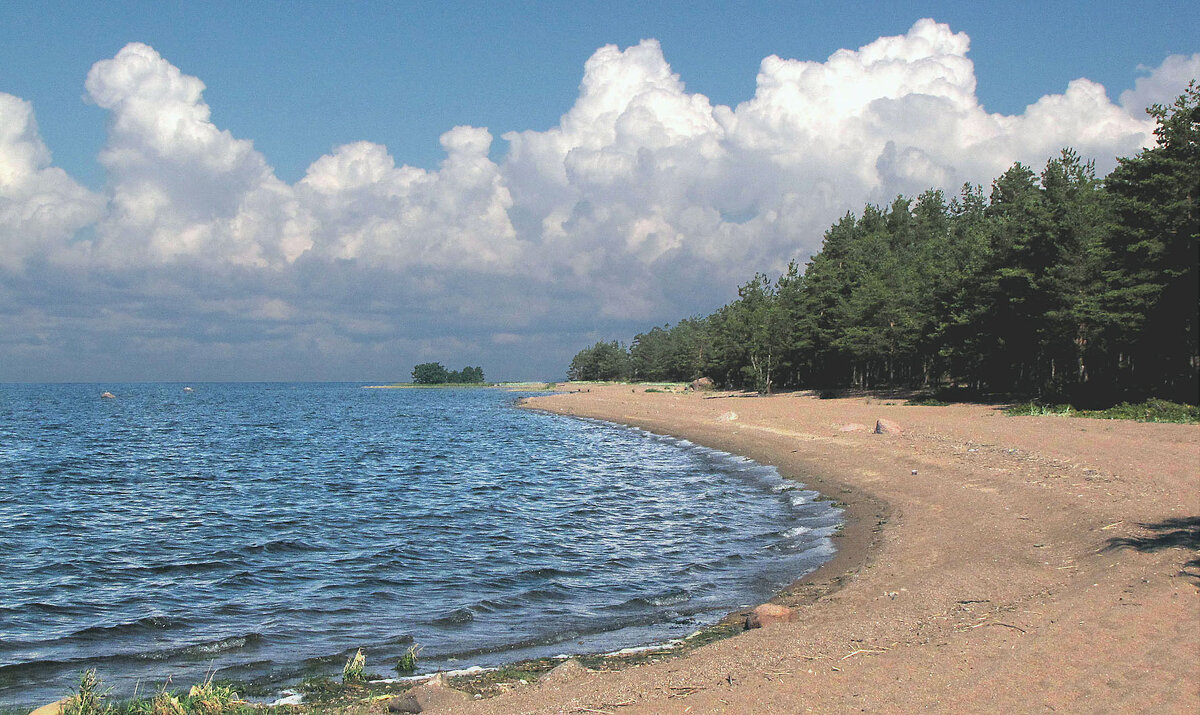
[0,384,840,709]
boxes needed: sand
[433,385,1198,714]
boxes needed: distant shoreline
[361,382,556,389]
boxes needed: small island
[411,362,486,385]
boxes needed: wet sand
[436,385,1199,714]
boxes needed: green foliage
[411,362,449,384]
[1004,402,1075,417]
[342,648,367,684]
[64,670,109,715]
[396,643,422,673]
[906,396,951,406]
[1101,81,1199,401]
[1077,399,1200,423]
[411,363,485,384]
[1005,398,1198,423]
[567,341,631,381]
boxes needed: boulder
[874,418,902,435]
[689,377,716,391]
[400,673,468,712]
[752,603,796,626]
[100,391,115,399]
[385,693,422,713]
[538,658,589,686]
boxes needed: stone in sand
[539,658,590,686]
[399,673,469,712]
[717,411,738,422]
[874,418,902,435]
[752,603,796,626]
[385,692,423,713]
[689,377,716,391]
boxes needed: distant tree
[567,341,630,381]
[412,362,449,384]
[458,366,486,383]
[412,363,485,384]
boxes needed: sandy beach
[428,384,1200,714]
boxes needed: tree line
[412,363,486,384]
[568,85,1198,406]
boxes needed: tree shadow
[1104,516,1200,583]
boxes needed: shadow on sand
[1104,516,1200,583]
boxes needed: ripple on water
[0,384,841,709]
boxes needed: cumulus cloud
[0,93,104,270]
[84,42,312,267]
[0,22,1195,379]
[1120,53,1200,115]
[297,127,519,271]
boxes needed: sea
[0,384,841,709]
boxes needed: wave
[69,615,185,641]
[432,608,475,627]
[136,633,264,661]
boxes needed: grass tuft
[342,649,367,684]
[1004,401,1074,417]
[63,669,110,715]
[396,644,422,674]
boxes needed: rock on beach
[874,418,902,434]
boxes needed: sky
[1,1,1197,382]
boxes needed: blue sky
[0,1,1196,381]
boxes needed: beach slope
[446,385,1198,714]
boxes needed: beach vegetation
[1004,402,1075,417]
[342,649,367,684]
[1077,399,1200,422]
[566,84,1199,408]
[117,676,243,715]
[1003,398,1199,422]
[63,669,110,715]
[395,643,421,673]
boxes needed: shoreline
[442,384,1198,714]
[518,402,888,623]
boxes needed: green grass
[119,676,245,715]
[1005,398,1199,423]
[906,396,951,406]
[1004,401,1075,417]
[57,671,252,715]
[395,644,421,674]
[341,649,366,684]
[1076,399,1200,423]
[63,670,109,715]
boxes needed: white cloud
[1120,53,1200,115]
[84,42,312,267]
[0,93,104,270]
[297,126,520,271]
[1,24,1195,379]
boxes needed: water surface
[0,384,840,708]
